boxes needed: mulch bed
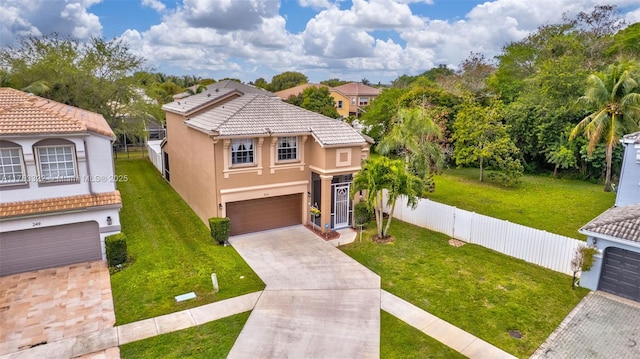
[448,238,466,247]
[372,235,394,244]
[305,224,340,240]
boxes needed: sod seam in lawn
[112,158,264,324]
[342,220,589,358]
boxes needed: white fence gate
[147,140,163,173]
[388,195,584,276]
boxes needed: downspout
[210,135,220,217]
[84,139,94,194]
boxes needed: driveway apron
[228,225,381,358]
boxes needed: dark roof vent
[215,88,219,92]
[207,93,211,97]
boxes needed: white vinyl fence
[147,140,163,173]
[388,195,584,276]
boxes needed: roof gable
[581,204,640,243]
[0,87,114,138]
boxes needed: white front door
[333,183,350,228]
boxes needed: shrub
[106,232,128,267]
[209,217,230,244]
[354,201,373,225]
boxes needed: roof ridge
[34,98,88,132]
[217,93,260,129]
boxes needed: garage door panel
[227,194,302,236]
[599,247,640,302]
[0,222,101,276]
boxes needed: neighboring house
[274,83,351,118]
[173,80,276,100]
[161,87,370,236]
[333,82,382,117]
[579,132,640,302]
[0,88,122,276]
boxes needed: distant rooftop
[333,82,382,96]
[173,80,276,100]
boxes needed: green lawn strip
[342,220,589,358]
[112,159,264,324]
[381,311,465,358]
[426,168,615,239]
[119,312,249,358]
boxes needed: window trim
[337,100,343,109]
[276,136,298,163]
[230,138,256,167]
[34,144,79,183]
[0,146,27,186]
[359,97,370,106]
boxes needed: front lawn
[111,159,264,324]
[426,168,615,239]
[342,220,589,358]
[119,312,250,358]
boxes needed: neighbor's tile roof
[333,82,382,96]
[172,93,366,146]
[0,87,114,138]
[274,83,326,99]
[580,203,640,243]
[622,131,640,144]
[0,191,122,219]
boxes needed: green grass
[381,311,465,358]
[119,312,249,358]
[426,168,615,239]
[111,159,264,324]
[342,220,589,358]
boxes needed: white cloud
[142,0,166,12]
[0,0,102,47]
[180,0,279,31]
[298,0,332,10]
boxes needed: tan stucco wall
[330,92,351,118]
[164,110,369,229]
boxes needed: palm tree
[352,156,423,239]
[378,107,444,183]
[570,62,640,191]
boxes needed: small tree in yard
[352,156,424,240]
[570,245,599,289]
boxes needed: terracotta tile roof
[0,191,122,219]
[333,82,382,96]
[580,203,640,243]
[169,93,367,146]
[0,87,115,138]
[274,83,326,99]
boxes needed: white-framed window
[351,97,356,105]
[359,97,370,106]
[0,146,26,185]
[337,100,343,109]
[35,145,78,182]
[277,136,298,161]
[231,138,254,165]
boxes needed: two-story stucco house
[0,88,122,276]
[160,86,370,236]
[579,132,640,302]
[332,82,382,117]
[275,83,352,118]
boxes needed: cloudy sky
[2,0,640,84]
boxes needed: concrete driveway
[533,291,640,358]
[228,225,381,358]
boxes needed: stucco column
[320,174,333,233]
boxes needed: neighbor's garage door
[0,222,101,276]
[226,194,302,236]
[599,247,640,302]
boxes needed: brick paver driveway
[0,261,115,356]
[533,291,640,358]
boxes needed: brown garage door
[599,247,640,302]
[0,222,101,276]
[227,194,302,236]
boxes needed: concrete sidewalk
[0,292,262,359]
[381,290,516,359]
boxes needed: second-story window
[277,136,298,161]
[0,144,26,185]
[359,97,369,106]
[337,100,343,109]
[35,144,78,182]
[231,138,254,165]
